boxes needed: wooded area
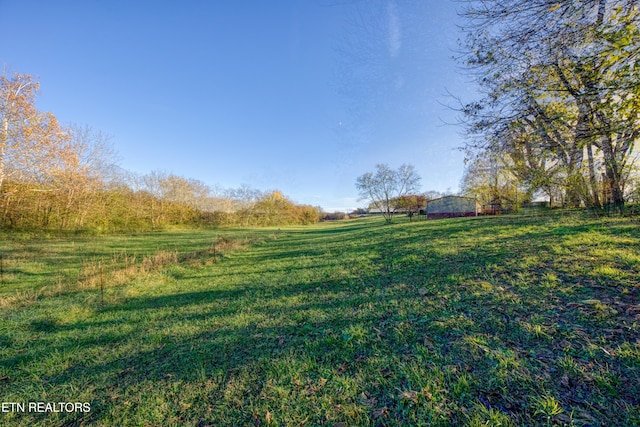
[457,0,640,211]
[4,1,640,231]
[0,73,321,231]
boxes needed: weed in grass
[520,321,553,341]
[541,272,560,289]
[451,372,473,401]
[591,264,627,282]
[531,394,564,424]
[580,298,618,321]
[467,403,515,427]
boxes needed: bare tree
[355,163,421,223]
[54,125,120,227]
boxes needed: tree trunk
[566,148,586,208]
[601,137,625,212]
[0,116,7,194]
[567,102,593,208]
[586,144,601,208]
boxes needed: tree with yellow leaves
[0,72,71,193]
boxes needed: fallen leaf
[252,413,262,426]
[399,390,418,402]
[359,392,378,407]
[372,407,388,418]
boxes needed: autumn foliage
[0,72,320,231]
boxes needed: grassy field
[0,212,639,426]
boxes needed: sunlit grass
[0,213,638,425]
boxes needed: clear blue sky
[1,0,474,211]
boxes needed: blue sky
[1,0,474,211]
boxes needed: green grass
[0,213,639,426]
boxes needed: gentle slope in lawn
[0,213,638,426]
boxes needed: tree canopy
[457,0,640,211]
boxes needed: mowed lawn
[0,213,639,426]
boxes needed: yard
[0,212,638,426]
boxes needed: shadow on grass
[2,214,639,426]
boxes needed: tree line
[457,0,640,211]
[0,72,321,231]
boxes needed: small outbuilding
[425,196,479,219]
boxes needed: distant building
[368,206,410,215]
[425,196,479,219]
